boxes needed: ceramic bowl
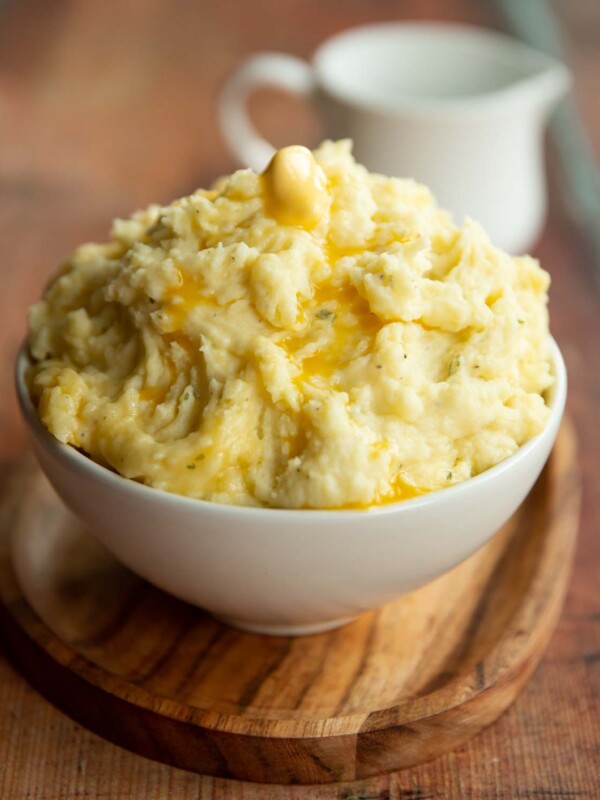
[15,339,566,635]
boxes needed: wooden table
[0,0,598,797]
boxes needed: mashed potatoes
[27,141,553,509]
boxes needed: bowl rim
[15,337,566,519]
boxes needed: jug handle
[219,53,316,172]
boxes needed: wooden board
[0,421,580,785]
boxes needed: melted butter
[340,480,426,510]
[139,350,179,406]
[163,331,198,358]
[342,442,427,507]
[140,385,170,404]
[261,146,329,229]
[287,281,381,386]
[162,272,218,330]
[325,234,414,266]
[325,240,371,265]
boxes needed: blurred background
[2,0,599,450]
[0,1,599,796]
[0,3,597,258]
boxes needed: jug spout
[534,61,571,119]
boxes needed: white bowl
[15,340,566,636]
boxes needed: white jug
[219,22,570,254]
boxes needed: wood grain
[0,0,599,797]
[0,421,581,784]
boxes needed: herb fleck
[316,309,335,320]
[447,471,453,480]
[195,453,205,461]
[376,364,383,369]
[517,319,525,324]
[187,463,196,470]
[448,355,463,377]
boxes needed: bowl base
[213,613,359,636]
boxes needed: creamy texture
[28,140,553,509]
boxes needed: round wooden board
[0,421,580,785]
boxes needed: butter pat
[27,141,553,509]
[262,145,329,229]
